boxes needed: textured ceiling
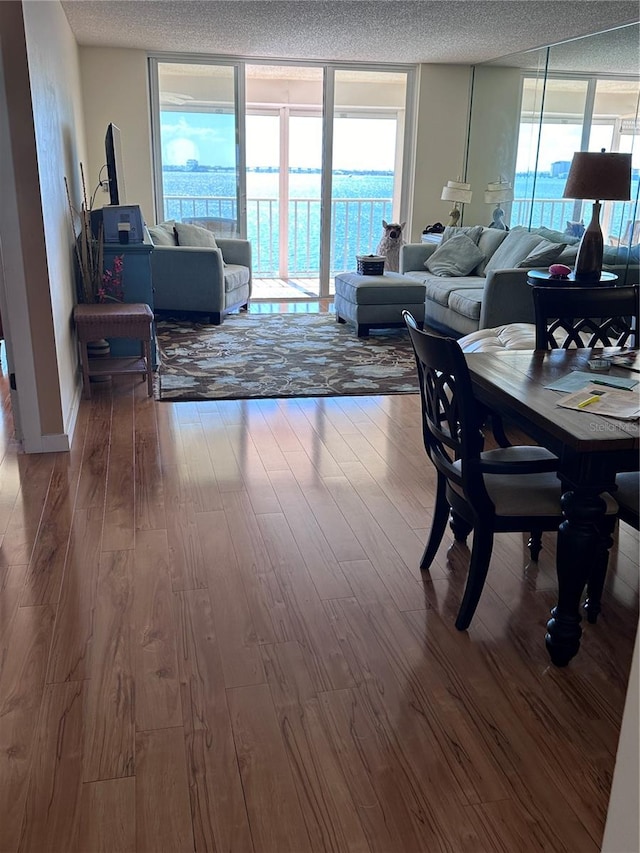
[60,1,640,66]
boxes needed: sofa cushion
[425,233,485,277]
[557,244,579,265]
[448,288,484,321]
[148,222,177,246]
[483,230,544,274]
[424,276,483,307]
[475,228,510,276]
[516,239,567,268]
[224,264,251,294]
[174,221,220,251]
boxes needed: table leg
[545,487,611,667]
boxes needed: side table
[527,269,619,287]
[74,302,154,399]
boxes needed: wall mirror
[466,23,639,279]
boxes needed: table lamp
[441,179,472,227]
[484,179,514,230]
[562,149,632,283]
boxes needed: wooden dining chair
[532,284,639,350]
[402,311,596,630]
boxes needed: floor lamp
[563,150,632,283]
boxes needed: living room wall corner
[410,64,473,242]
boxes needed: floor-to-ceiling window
[149,57,415,299]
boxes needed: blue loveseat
[148,221,252,324]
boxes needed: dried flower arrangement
[65,163,123,304]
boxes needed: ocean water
[162,170,638,273]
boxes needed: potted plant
[65,163,124,304]
[66,164,125,370]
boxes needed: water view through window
[160,113,396,277]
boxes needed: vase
[87,338,110,382]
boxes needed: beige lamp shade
[484,180,514,205]
[441,179,473,205]
[563,151,632,201]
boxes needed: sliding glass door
[245,64,324,294]
[329,70,408,289]
[150,57,414,299]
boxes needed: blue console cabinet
[103,231,156,366]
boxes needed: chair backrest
[403,311,490,506]
[532,285,640,350]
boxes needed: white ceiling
[60,1,640,67]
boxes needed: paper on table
[556,384,640,420]
[610,352,640,372]
[545,370,638,392]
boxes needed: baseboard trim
[21,380,82,454]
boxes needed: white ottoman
[334,271,426,337]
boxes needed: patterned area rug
[156,312,419,401]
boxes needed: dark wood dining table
[464,347,639,666]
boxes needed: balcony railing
[164,195,392,276]
[164,194,634,277]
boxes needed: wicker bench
[73,302,154,398]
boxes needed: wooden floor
[0,339,637,851]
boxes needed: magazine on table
[556,384,640,421]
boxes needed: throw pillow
[442,224,484,245]
[557,244,579,265]
[516,239,568,268]
[174,221,220,250]
[148,223,177,246]
[511,225,581,246]
[475,228,509,276]
[483,230,544,275]
[425,233,485,277]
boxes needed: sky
[516,122,638,173]
[161,111,398,170]
[162,110,637,176]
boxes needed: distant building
[551,161,571,178]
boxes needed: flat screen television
[105,122,126,206]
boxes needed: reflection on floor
[251,277,335,300]
[248,298,334,316]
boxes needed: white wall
[23,0,88,445]
[79,47,155,223]
[409,64,473,242]
[0,0,87,451]
[602,623,640,853]
[465,65,522,227]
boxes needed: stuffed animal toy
[564,220,585,239]
[376,220,406,272]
